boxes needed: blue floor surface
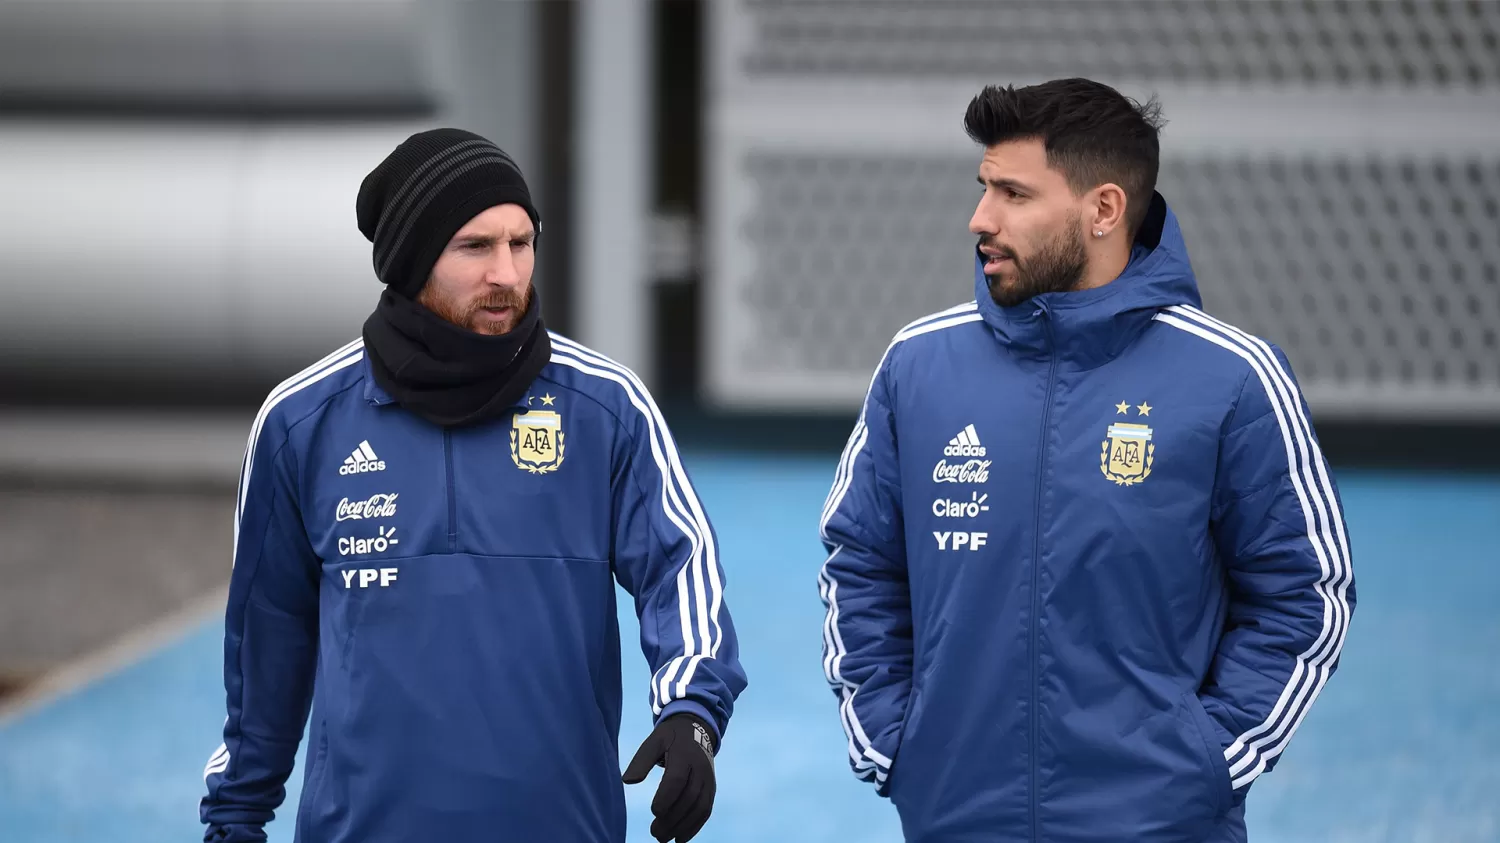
[1,454,1497,842]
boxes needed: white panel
[703,0,1500,419]
[234,124,430,365]
[575,0,653,378]
[0,121,425,375]
[0,0,433,109]
[0,123,242,371]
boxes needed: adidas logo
[943,424,987,458]
[339,440,387,475]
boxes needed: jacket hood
[973,192,1202,369]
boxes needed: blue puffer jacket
[201,333,746,843]
[819,195,1355,842]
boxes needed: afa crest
[1100,422,1154,486]
[511,409,565,474]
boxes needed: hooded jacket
[818,195,1355,842]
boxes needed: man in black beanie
[200,128,747,843]
[357,128,552,426]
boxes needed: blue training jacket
[200,332,746,843]
[818,195,1355,842]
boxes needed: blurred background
[0,0,1497,841]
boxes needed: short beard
[983,214,1089,309]
[418,283,531,336]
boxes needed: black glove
[203,825,265,842]
[621,713,718,843]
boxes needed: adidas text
[340,460,385,475]
[943,424,987,457]
[339,440,386,475]
[340,459,386,476]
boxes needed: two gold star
[528,393,557,407]
[1115,400,1152,416]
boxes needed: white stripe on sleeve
[1156,309,1352,789]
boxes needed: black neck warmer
[361,288,552,428]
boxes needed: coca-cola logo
[932,459,991,485]
[336,493,399,522]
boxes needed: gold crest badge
[1101,422,1154,486]
[511,409,565,474]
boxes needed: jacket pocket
[295,724,330,829]
[1181,691,1233,821]
[884,671,927,798]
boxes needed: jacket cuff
[657,700,722,746]
[204,824,267,843]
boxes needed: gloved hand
[621,713,718,843]
[203,825,265,842]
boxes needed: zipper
[1030,303,1058,843]
[443,428,457,551]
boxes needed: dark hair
[964,78,1166,237]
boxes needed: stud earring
[1095,230,1104,237]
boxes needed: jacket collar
[973,193,1202,371]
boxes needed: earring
[1095,230,1104,237]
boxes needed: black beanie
[356,128,541,299]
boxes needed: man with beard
[818,79,1354,842]
[201,129,746,843]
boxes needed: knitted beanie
[355,128,540,298]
